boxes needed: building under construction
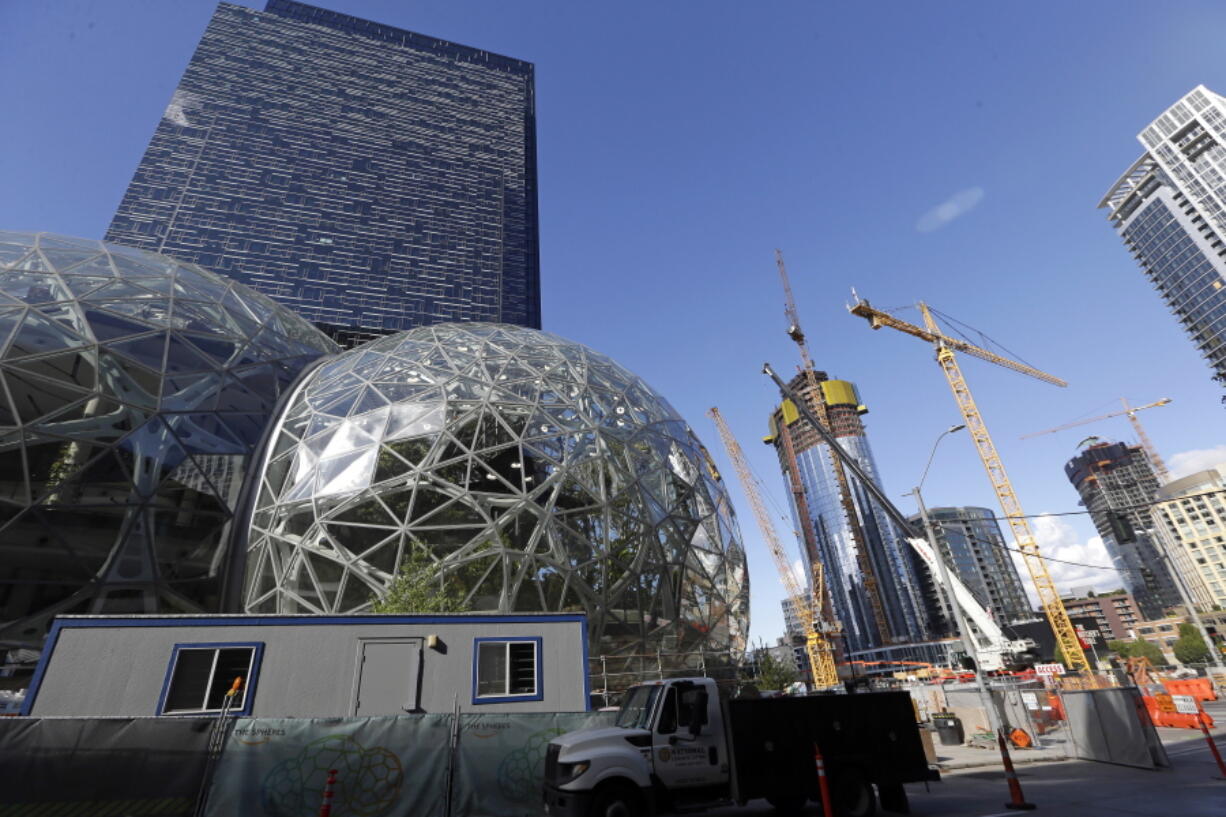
[765,371,929,654]
[1065,440,1181,619]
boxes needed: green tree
[1173,622,1211,665]
[1107,638,1167,666]
[754,648,799,691]
[372,547,472,614]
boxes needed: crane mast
[776,251,892,643]
[1021,397,1172,482]
[848,297,1090,672]
[707,407,840,688]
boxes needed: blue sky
[3,1,1225,643]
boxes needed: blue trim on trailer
[40,613,587,628]
[471,636,544,705]
[155,641,265,717]
[18,618,66,716]
[580,620,591,711]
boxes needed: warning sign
[1034,663,1064,676]
[1172,694,1199,715]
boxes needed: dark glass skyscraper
[1065,440,1181,619]
[106,0,540,347]
[905,506,1031,637]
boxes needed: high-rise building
[1153,465,1225,610]
[105,0,540,348]
[765,373,928,654]
[1065,440,1181,619]
[1099,85,1226,384]
[905,506,1031,636]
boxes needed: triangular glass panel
[12,252,50,272]
[0,244,32,266]
[64,275,114,298]
[107,333,168,371]
[0,271,70,306]
[162,334,217,375]
[39,248,103,273]
[108,251,172,279]
[179,333,237,365]
[4,310,91,359]
[38,235,99,252]
[82,308,161,341]
[333,497,397,526]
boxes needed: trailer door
[353,638,422,715]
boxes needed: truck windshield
[615,685,660,729]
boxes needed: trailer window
[615,685,660,729]
[158,642,262,716]
[472,637,542,703]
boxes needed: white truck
[543,676,936,817]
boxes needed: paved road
[708,700,1226,816]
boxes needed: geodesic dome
[244,323,749,662]
[0,232,337,648]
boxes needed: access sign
[1172,694,1200,715]
[1034,663,1064,676]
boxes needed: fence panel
[1061,687,1169,769]
[451,712,615,817]
[0,717,212,816]
[203,715,454,817]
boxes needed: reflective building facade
[905,506,1030,636]
[765,373,927,654]
[243,323,749,665]
[0,232,336,650]
[1100,85,1226,383]
[1065,440,1181,619]
[106,0,540,348]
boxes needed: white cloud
[1167,444,1226,481]
[1007,514,1122,608]
[916,187,985,233]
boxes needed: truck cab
[545,675,935,817]
[544,677,731,816]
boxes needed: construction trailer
[21,612,590,717]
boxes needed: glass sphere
[0,231,337,647]
[244,323,749,664]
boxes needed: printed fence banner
[0,716,212,816]
[451,712,615,817]
[203,714,453,817]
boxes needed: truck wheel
[765,793,807,814]
[589,782,641,817]
[831,767,876,817]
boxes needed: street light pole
[909,425,1003,743]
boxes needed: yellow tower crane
[708,406,841,688]
[776,251,893,643]
[848,297,1090,672]
[1020,398,1172,482]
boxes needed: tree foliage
[1173,622,1211,665]
[372,547,472,614]
[1107,638,1166,666]
[754,648,799,691]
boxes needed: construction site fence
[0,711,616,817]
